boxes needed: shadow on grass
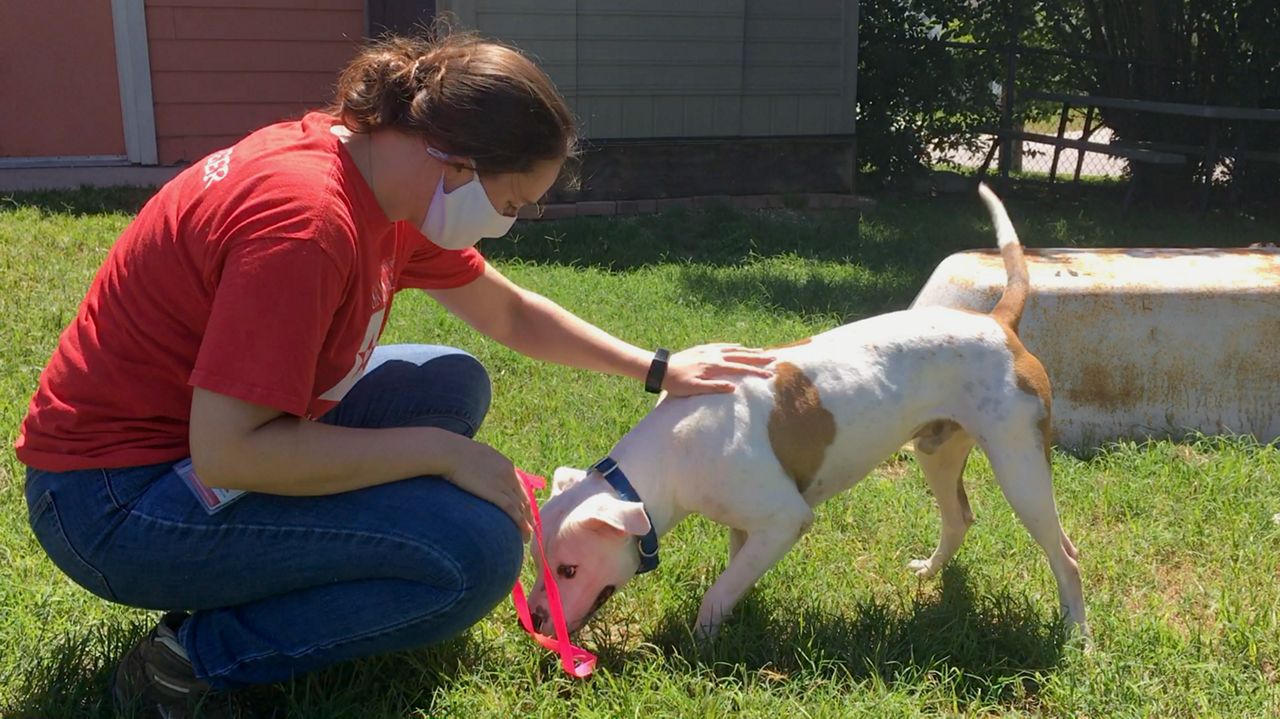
[0,617,476,719]
[486,203,875,271]
[481,184,1278,328]
[591,564,1068,708]
[1,187,158,217]
[6,183,1272,326]
[675,262,924,323]
[488,183,1272,268]
[487,201,965,321]
[0,617,139,719]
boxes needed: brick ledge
[521,193,876,220]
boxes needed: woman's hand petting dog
[662,343,775,397]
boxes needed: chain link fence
[908,36,1137,183]
[934,126,1127,180]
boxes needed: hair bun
[421,46,454,97]
[330,31,576,173]
[371,39,429,93]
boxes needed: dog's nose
[531,607,549,633]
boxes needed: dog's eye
[557,565,577,579]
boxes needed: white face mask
[420,146,517,250]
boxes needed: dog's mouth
[577,585,616,629]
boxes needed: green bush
[857,0,1280,200]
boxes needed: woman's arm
[188,387,531,536]
[427,264,774,396]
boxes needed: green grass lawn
[2,185,1278,717]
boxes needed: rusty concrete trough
[911,247,1280,450]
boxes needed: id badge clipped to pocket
[174,458,247,514]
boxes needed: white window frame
[111,0,158,165]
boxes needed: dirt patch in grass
[1173,444,1212,468]
[1124,556,1218,638]
[877,455,915,481]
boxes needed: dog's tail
[978,182,1029,332]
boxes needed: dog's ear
[574,494,651,538]
[551,466,588,496]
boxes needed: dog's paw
[693,603,727,643]
[692,619,721,644]
[1065,619,1094,653]
[907,558,940,578]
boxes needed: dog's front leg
[696,507,813,640]
[727,528,747,563]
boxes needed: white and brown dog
[528,184,1086,640]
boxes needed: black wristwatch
[644,348,670,394]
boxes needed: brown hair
[331,30,577,176]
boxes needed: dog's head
[526,466,652,635]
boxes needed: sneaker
[112,611,244,718]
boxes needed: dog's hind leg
[982,430,1088,636]
[1061,529,1079,560]
[908,423,977,579]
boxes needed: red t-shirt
[16,112,486,471]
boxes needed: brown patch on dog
[912,419,963,454]
[767,337,812,351]
[999,325,1053,463]
[768,362,836,493]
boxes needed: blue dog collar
[592,456,659,574]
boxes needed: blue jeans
[23,345,523,690]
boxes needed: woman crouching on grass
[15,30,772,717]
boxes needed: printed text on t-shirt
[203,148,234,189]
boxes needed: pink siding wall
[146,0,365,164]
[0,1,125,158]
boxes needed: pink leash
[511,469,597,678]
